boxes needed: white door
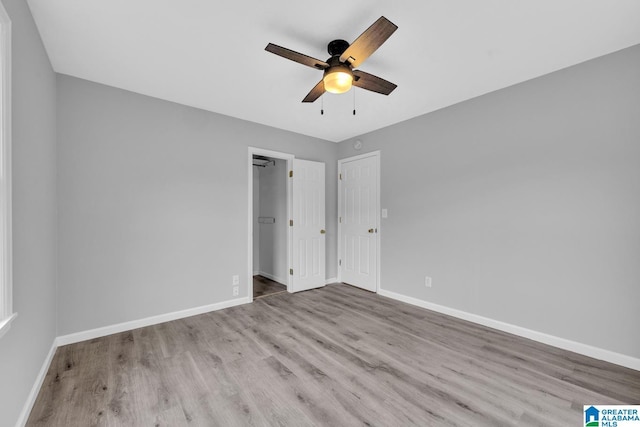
[291,159,325,292]
[339,154,379,292]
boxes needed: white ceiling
[27,0,640,142]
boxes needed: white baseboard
[325,277,338,285]
[56,296,251,346]
[378,288,640,372]
[256,271,286,286]
[16,340,57,427]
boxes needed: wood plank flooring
[27,284,640,426]
[253,275,286,300]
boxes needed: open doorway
[248,148,293,300]
[252,155,288,299]
[247,148,327,300]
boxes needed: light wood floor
[28,284,640,426]
[253,275,286,300]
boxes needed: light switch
[381,209,388,218]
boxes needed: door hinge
[289,219,293,226]
[339,217,342,223]
[289,170,293,178]
[339,173,342,180]
[339,259,342,266]
[289,268,293,275]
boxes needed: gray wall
[0,0,57,425]
[57,75,338,335]
[258,158,287,284]
[338,45,640,358]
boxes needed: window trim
[0,2,14,339]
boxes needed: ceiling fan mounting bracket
[327,39,350,56]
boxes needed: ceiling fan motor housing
[327,39,350,56]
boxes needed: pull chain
[353,89,356,115]
[321,95,324,115]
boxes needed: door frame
[248,147,294,299]
[337,151,381,292]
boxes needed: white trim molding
[15,341,57,427]
[378,288,640,372]
[0,312,16,339]
[57,296,251,346]
[0,0,13,339]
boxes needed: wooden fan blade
[302,80,326,103]
[265,43,329,70]
[352,70,397,95]
[339,16,397,68]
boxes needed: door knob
[368,229,374,233]
[320,229,326,234]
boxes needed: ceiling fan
[265,16,398,103]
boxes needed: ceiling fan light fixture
[323,66,353,94]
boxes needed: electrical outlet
[232,275,239,285]
[425,276,432,288]
[233,286,239,297]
